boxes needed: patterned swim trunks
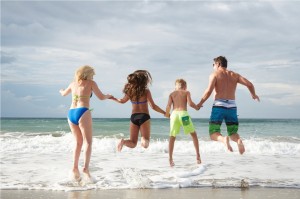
[209,99,239,136]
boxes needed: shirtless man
[197,56,260,154]
[166,79,201,167]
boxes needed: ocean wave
[2,119,300,191]
[1,134,300,191]
[0,131,67,138]
[1,134,300,155]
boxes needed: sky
[1,0,300,119]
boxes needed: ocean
[1,118,300,191]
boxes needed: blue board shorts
[209,99,239,136]
[170,111,195,137]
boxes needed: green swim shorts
[170,111,195,137]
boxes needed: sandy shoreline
[1,187,300,199]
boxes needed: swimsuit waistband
[172,110,188,113]
[69,107,90,110]
[213,99,236,108]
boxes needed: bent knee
[131,141,138,148]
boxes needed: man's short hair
[214,56,227,68]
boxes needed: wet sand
[1,187,300,199]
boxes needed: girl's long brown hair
[123,70,152,102]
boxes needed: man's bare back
[201,64,259,103]
[213,69,240,100]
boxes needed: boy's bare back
[169,90,189,111]
[166,79,199,118]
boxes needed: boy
[166,79,201,167]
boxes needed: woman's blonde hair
[75,65,95,82]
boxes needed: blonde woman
[60,65,112,181]
[112,70,166,151]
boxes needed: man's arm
[197,73,216,108]
[238,75,260,101]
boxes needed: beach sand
[1,188,300,199]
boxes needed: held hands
[109,96,116,100]
[196,103,203,110]
[106,94,114,99]
[164,112,170,118]
[109,96,125,104]
[109,96,119,101]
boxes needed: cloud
[21,95,46,102]
[251,60,300,70]
[1,89,83,118]
[1,51,16,64]
[257,83,300,106]
[208,2,231,12]
[1,46,114,85]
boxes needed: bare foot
[169,159,175,167]
[82,168,91,178]
[117,138,124,152]
[82,168,94,184]
[196,156,201,164]
[225,136,233,152]
[237,139,245,155]
[72,168,81,181]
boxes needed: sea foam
[1,133,300,191]
[1,133,300,155]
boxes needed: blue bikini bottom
[68,107,89,125]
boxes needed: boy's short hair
[175,79,187,89]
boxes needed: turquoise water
[1,118,300,140]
